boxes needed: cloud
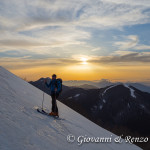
[0,26,90,53]
[0,0,150,63]
[1,51,150,71]
[1,0,150,32]
[114,35,150,51]
[114,35,139,50]
[103,0,150,7]
[135,45,150,50]
[0,57,81,70]
[0,39,49,47]
[91,47,101,52]
[89,52,150,64]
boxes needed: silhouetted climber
[44,74,62,117]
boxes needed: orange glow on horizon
[7,64,150,82]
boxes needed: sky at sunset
[0,0,150,81]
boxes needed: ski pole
[42,92,44,110]
[54,91,56,112]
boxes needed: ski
[37,108,49,116]
[37,108,61,119]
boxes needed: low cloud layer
[1,52,150,71]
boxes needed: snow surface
[74,94,80,97]
[102,84,118,96]
[103,99,106,103]
[0,66,141,150]
[123,84,136,98]
[67,96,72,99]
[99,105,103,110]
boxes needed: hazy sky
[0,0,150,81]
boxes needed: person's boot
[52,112,59,117]
[55,112,59,117]
[49,112,55,116]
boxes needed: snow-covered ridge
[123,84,136,98]
[0,66,141,150]
[102,84,118,96]
[102,84,136,99]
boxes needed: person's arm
[57,80,61,93]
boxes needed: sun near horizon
[0,0,150,83]
[5,56,150,82]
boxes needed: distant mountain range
[29,78,150,93]
[73,84,98,89]
[63,79,150,93]
[63,79,113,88]
[59,84,150,135]
[29,78,150,149]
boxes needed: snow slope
[0,66,142,150]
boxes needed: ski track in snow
[0,66,141,150]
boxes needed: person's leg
[55,104,58,113]
[51,94,55,112]
[51,93,59,113]
[54,93,59,113]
